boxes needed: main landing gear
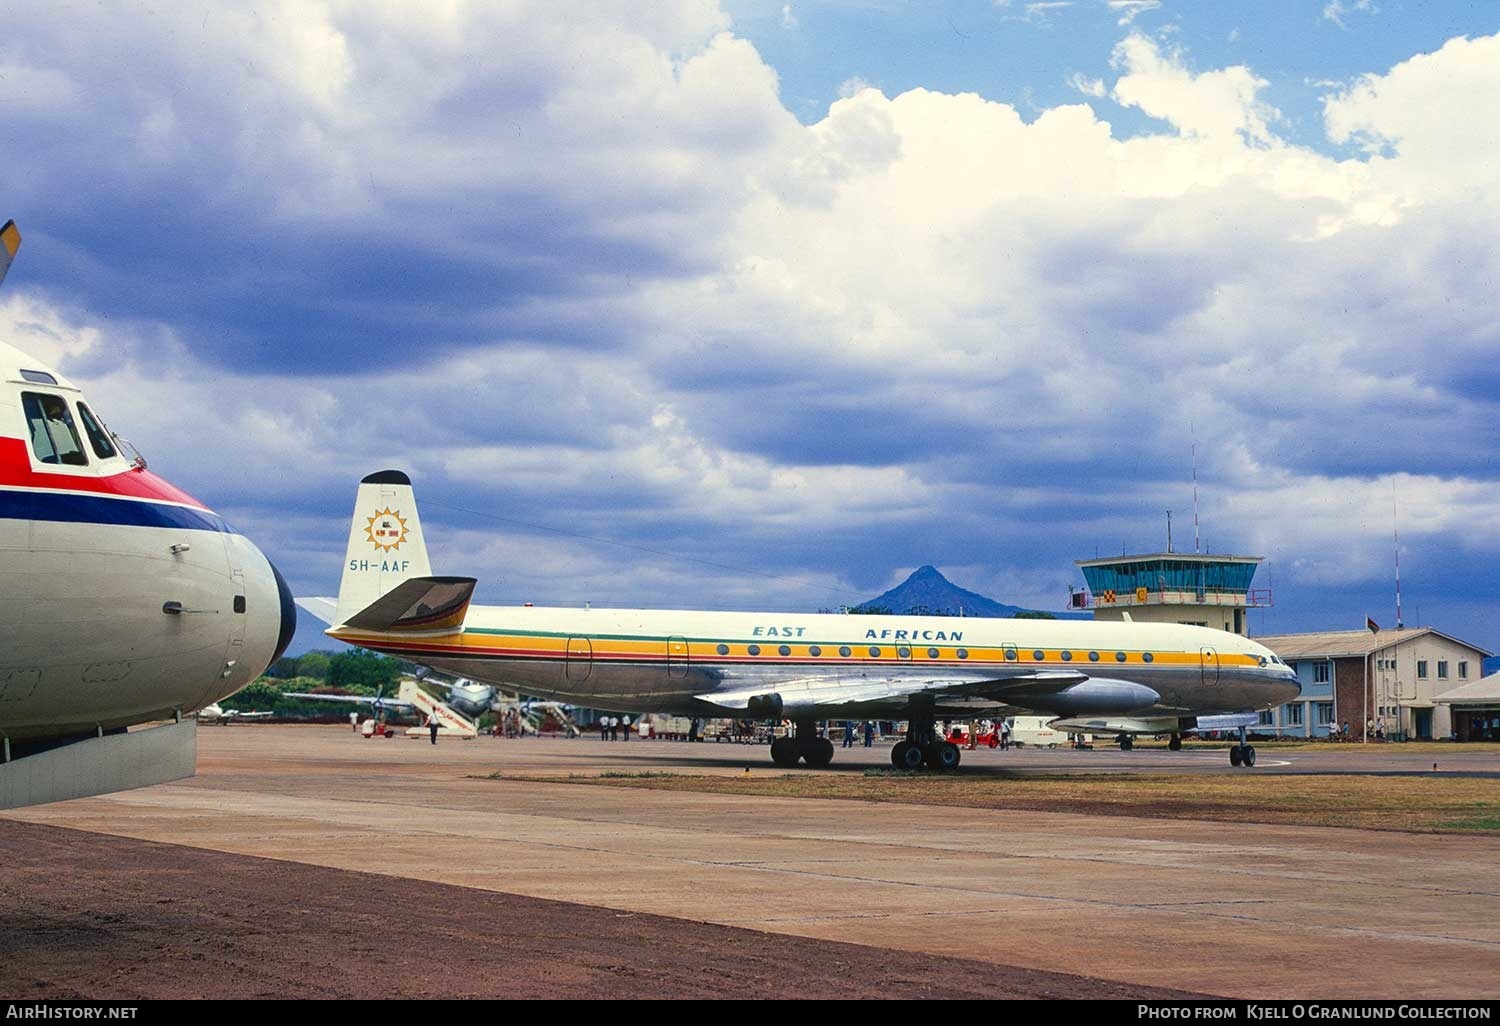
[770,719,834,768]
[1116,733,1134,751]
[888,699,961,771]
[1228,724,1256,768]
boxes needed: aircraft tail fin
[335,470,434,626]
[0,220,21,290]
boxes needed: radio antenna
[1192,441,1201,554]
[1393,482,1404,629]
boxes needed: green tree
[327,649,403,690]
[294,651,332,680]
[1012,610,1058,620]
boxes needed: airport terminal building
[1253,628,1492,741]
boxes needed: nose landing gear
[1228,724,1256,768]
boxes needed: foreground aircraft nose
[268,560,298,669]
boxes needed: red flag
[1366,616,1380,632]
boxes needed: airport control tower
[1070,553,1270,636]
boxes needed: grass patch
[1438,817,1500,832]
[596,771,681,779]
[493,770,1500,834]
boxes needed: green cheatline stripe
[463,626,976,647]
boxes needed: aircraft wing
[699,670,1094,711]
[282,692,416,710]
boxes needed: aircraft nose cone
[268,560,298,668]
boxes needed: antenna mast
[1393,484,1404,629]
[1192,442,1201,554]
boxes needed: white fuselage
[332,605,1301,722]
[1,342,295,742]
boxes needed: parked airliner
[300,472,1299,770]
[0,220,296,807]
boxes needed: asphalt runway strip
[0,820,1204,1000]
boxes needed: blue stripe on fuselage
[0,488,234,533]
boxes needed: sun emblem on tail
[365,508,409,552]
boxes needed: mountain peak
[859,565,1027,618]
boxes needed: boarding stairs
[396,679,479,739]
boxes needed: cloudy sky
[3,0,1498,656]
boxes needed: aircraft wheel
[891,741,924,771]
[803,738,834,768]
[1229,745,1243,767]
[1119,736,1134,751]
[1243,745,1256,767]
[770,737,799,767]
[1168,735,1182,751]
[924,741,961,771]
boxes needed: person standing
[427,710,439,745]
[863,720,874,748]
[599,716,609,742]
[1000,719,1011,751]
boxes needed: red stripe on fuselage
[0,436,208,509]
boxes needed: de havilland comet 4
[300,471,1300,770]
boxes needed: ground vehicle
[943,725,999,748]
[1008,716,1066,749]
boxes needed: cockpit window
[76,402,117,459]
[20,370,58,385]
[22,392,88,466]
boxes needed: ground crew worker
[427,711,439,745]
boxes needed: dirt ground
[0,820,1202,1000]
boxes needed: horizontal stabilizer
[295,596,338,625]
[343,576,477,633]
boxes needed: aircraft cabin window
[1032,650,1045,661]
[21,392,88,466]
[956,648,968,659]
[1004,649,1018,661]
[1115,651,1127,662]
[927,647,939,659]
[868,646,881,658]
[809,646,821,657]
[1143,652,1154,663]
[747,645,761,656]
[897,646,910,658]
[76,403,117,459]
[1061,651,1073,661]
[839,646,852,657]
[778,645,791,656]
[716,644,729,656]
[1088,651,1100,662]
